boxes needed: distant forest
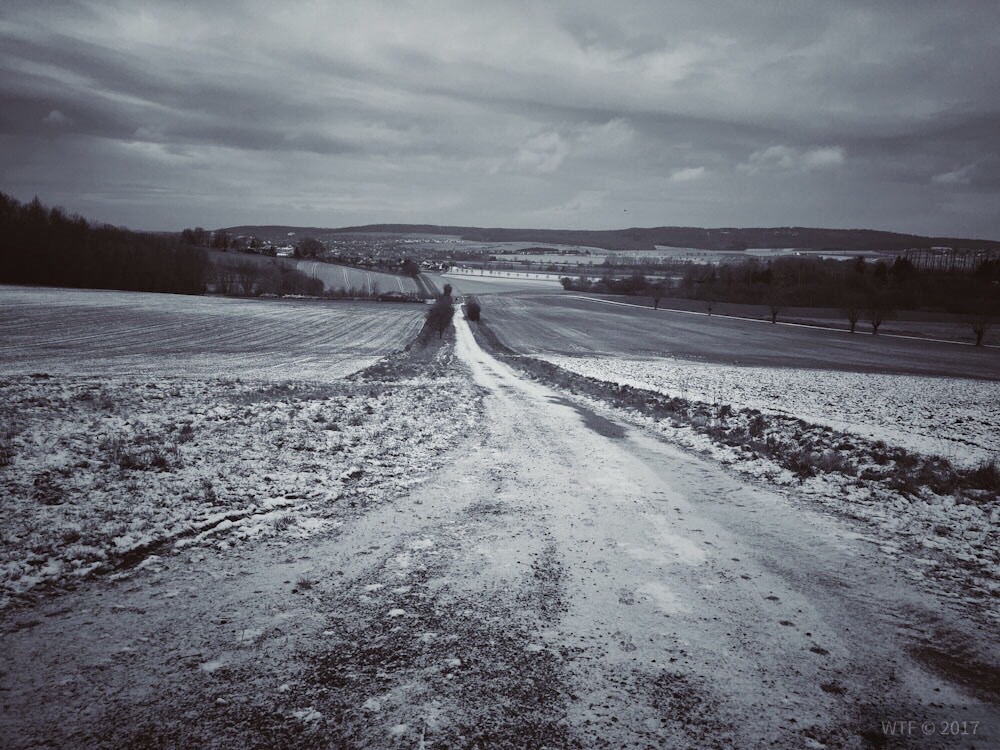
[0,192,208,294]
[0,193,324,298]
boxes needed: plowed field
[295,261,421,295]
[0,286,425,380]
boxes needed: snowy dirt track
[2,311,997,748]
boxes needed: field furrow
[0,287,425,380]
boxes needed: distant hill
[222,223,1000,254]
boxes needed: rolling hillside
[223,223,1000,254]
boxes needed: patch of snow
[291,708,323,723]
[638,581,691,614]
[199,658,227,673]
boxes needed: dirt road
[1,313,997,748]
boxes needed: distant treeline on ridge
[271,223,1000,254]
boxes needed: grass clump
[0,434,14,468]
[99,432,181,471]
[0,411,22,468]
[968,458,1000,493]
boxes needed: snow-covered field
[0,286,425,379]
[295,260,420,295]
[3,300,999,747]
[0,358,480,609]
[539,355,1000,467]
[0,286,476,609]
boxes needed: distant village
[180,227,454,273]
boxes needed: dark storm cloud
[0,27,376,156]
[0,0,997,236]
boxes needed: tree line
[0,193,331,299]
[209,257,325,298]
[563,255,999,312]
[1,192,209,294]
[562,254,999,343]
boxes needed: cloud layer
[1,0,998,237]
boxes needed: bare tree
[766,289,784,324]
[211,229,230,250]
[646,279,667,309]
[867,292,893,335]
[212,263,236,295]
[465,298,481,321]
[234,260,259,296]
[258,263,282,296]
[843,293,864,333]
[402,258,420,278]
[968,307,995,346]
[294,237,324,258]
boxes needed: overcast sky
[2,1,998,237]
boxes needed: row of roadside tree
[561,253,998,343]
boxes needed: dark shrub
[969,458,1000,492]
[426,299,455,338]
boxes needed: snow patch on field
[0,362,481,608]
[539,355,999,467]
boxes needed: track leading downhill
[432,313,999,746]
[0,303,996,748]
